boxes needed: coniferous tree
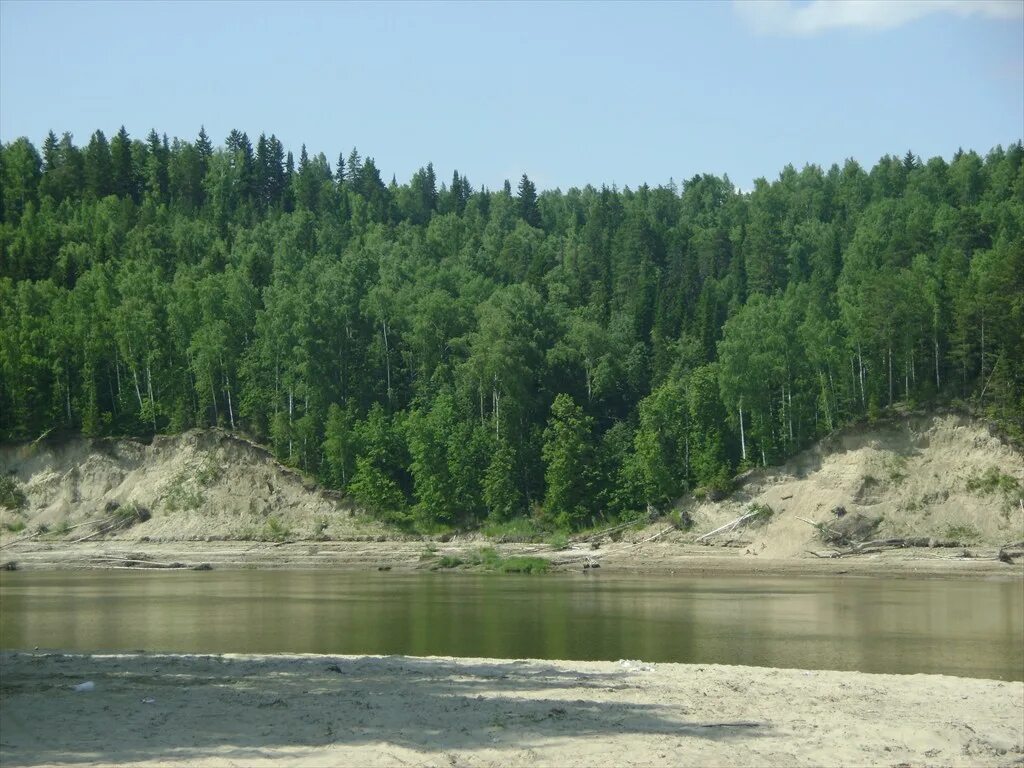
[1,129,1021,527]
[84,130,113,198]
[110,126,136,200]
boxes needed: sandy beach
[1,652,1021,767]
[3,538,1022,580]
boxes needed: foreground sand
[1,653,1021,767]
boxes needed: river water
[1,571,1021,680]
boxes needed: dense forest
[1,128,1022,531]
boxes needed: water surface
[1,571,1020,680]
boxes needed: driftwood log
[998,541,1024,564]
[696,510,764,542]
[797,515,1009,559]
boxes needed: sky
[1,0,1022,192]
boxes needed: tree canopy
[1,130,1022,531]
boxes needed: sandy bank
[2,538,1022,580]
[1,653,1021,767]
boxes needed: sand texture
[1,653,1022,767]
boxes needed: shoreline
[1,538,1022,580]
[2,652,1021,767]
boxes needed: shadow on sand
[0,652,769,765]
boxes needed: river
[1,570,1021,680]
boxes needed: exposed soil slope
[0,430,388,543]
[1,414,1022,569]
[679,412,1024,557]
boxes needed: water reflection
[1,571,1020,680]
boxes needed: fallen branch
[96,563,189,570]
[89,556,186,569]
[634,526,675,546]
[0,515,108,550]
[696,511,761,542]
[29,428,54,447]
[795,516,840,539]
[571,518,639,543]
[69,527,114,545]
[0,529,46,550]
[551,549,606,566]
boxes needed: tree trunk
[493,386,500,439]
[684,431,690,478]
[273,355,280,415]
[382,319,392,400]
[738,403,747,462]
[850,356,857,410]
[146,361,156,432]
[934,334,941,390]
[980,314,986,386]
[857,344,865,408]
[787,384,793,442]
[887,345,893,406]
[131,366,144,411]
[107,371,116,415]
[126,340,144,410]
[210,371,219,424]
[222,358,235,431]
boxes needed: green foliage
[965,467,1021,495]
[627,379,690,510]
[546,532,569,550]
[161,473,203,514]
[495,555,549,574]
[746,502,775,522]
[542,394,595,529]
[1,129,1022,534]
[945,523,980,543]
[163,471,205,512]
[469,546,549,574]
[262,515,290,541]
[424,545,550,573]
[194,459,221,486]
[322,402,359,489]
[483,440,523,523]
[3,519,26,533]
[698,467,734,500]
[481,516,544,541]
[115,501,148,523]
[435,554,464,569]
[884,456,908,484]
[0,477,26,510]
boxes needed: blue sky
[1,0,1022,192]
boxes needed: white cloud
[734,0,1024,36]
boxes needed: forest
[0,128,1021,531]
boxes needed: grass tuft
[0,476,26,510]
